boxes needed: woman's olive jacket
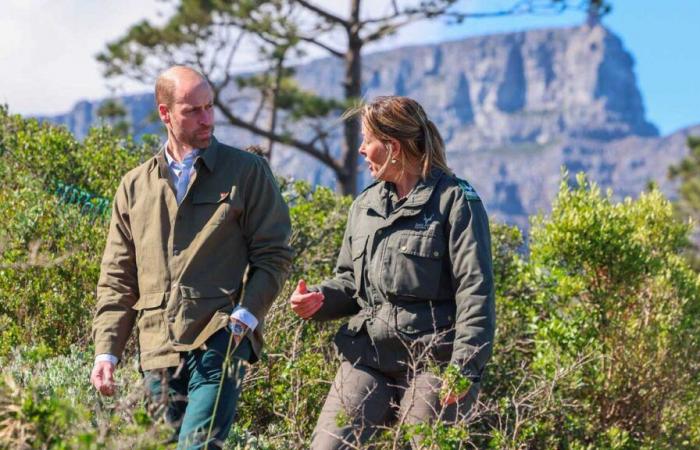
[312,169,495,379]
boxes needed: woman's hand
[441,386,468,406]
[289,279,324,319]
[440,365,472,406]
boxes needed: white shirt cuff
[230,306,258,331]
[95,353,118,366]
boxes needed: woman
[290,96,495,449]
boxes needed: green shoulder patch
[456,178,481,201]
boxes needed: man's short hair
[155,66,208,108]
[155,76,176,108]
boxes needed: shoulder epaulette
[455,177,481,201]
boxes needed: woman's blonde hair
[346,96,452,179]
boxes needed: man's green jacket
[92,138,293,370]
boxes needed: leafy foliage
[0,106,159,358]
[472,174,700,449]
[669,135,700,268]
[670,137,700,213]
[1,111,699,448]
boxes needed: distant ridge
[38,24,698,228]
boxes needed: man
[90,66,293,449]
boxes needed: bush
[1,347,173,449]
[0,173,106,356]
[0,105,157,199]
[2,109,700,448]
[235,180,352,446]
[472,174,700,449]
[0,106,158,358]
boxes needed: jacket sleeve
[92,178,139,360]
[311,204,361,321]
[447,194,496,380]
[239,157,293,321]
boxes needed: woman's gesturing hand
[289,279,324,319]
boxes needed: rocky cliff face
[299,25,658,148]
[39,24,696,229]
[38,93,160,140]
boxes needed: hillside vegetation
[1,107,699,449]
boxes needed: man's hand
[289,279,324,319]
[90,361,116,396]
[229,317,249,346]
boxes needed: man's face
[160,77,215,150]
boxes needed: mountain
[39,93,160,139]
[38,24,697,228]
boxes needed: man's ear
[158,104,170,124]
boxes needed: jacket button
[173,249,180,256]
[433,251,439,257]
[401,246,407,251]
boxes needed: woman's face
[359,125,397,181]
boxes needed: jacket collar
[152,136,219,178]
[360,168,444,217]
[198,136,219,172]
[400,168,444,209]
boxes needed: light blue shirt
[165,147,201,205]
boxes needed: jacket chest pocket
[191,189,234,227]
[391,234,445,299]
[351,235,368,287]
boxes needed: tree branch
[222,29,247,77]
[250,87,268,125]
[297,35,344,58]
[293,0,350,28]
[213,95,344,174]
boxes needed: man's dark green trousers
[145,329,252,449]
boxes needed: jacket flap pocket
[179,285,237,299]
[192,189,232,204]
[340,313,367,336]
[398,234,443,259]
[351,235,368,260]
[395,302,455,335]
[133,292,165,310]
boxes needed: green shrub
[474,174,700,449]
[0,106,159,357]
[0,172,106,356]
[1,347,172,449]
[0,105,157,199]
[235,180,352,446]
[2,108,700,449]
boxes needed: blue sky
[1,0,697,135]
[603,0,700,135]
[423,0,700,135]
